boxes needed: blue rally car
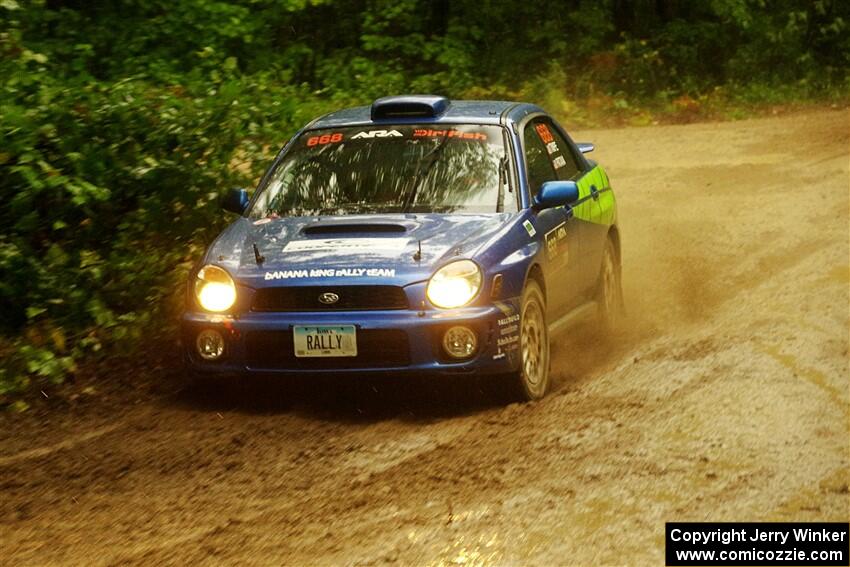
[183,95,622,400]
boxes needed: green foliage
[1,0,848,403]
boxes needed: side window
[523,121,557,198]
[532,118,582,181]
[547,124,582,180]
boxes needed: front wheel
[507,280,550,401]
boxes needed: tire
[507,280,550,401]
[597,236,623,332]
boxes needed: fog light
[442,326,478,359]
[196,329,225,361]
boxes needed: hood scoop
[301,223,409,235]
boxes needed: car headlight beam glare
[195,265,236,312]
[426,260,482,309]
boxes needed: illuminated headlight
[426,260,482,309]
[195,265,236,312]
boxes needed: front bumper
[182,300,522,377]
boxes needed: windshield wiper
[316,203,395,215]
[401,135,451,213]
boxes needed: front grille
[252,286,408,312]
[245,329,410,369]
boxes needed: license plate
[293,325,357,357]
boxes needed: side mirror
[222,188,250,214]
[577,142,594,154]
[533,180,579,210]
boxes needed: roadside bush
[0,20,337,400]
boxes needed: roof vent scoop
[370,95,450,120]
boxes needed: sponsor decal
[306,132,343,146]
[351,129,403,139]
[522,219,537,237]
[535,123,554,144]
[283,238,409,253]
[545,141,558,154]
[553,155,567,169]
[495,312,521,359]
[413,129,487,141]
[264,267,397,280]
[545,222,569,264]
[497,314,520,326]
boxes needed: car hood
[206,213,520,287]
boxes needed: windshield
[249,124,514,217]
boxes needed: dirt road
[2,110,848,566]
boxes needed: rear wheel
[507,280,550,401]
[597,236,623,331]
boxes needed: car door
[521,117,583,317]
[545,119,607,297]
